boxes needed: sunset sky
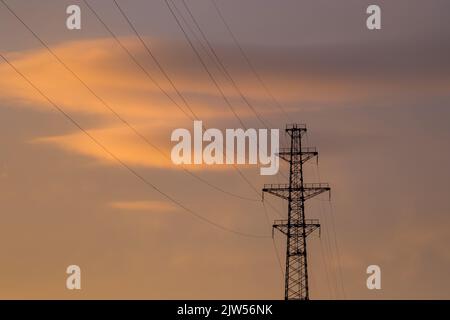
[1,0,450,299]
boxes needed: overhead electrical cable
[0,50,270,239]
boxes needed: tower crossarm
[262,183,290,200]
[277,147,318,163]
[286,123,307,133]
[302,183,331,200]
[262,183,330,201]
[273,219,320,238]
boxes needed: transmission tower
[263,124,330,300]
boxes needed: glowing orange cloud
[3,36,447,171]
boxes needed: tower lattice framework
[263,124,330,300]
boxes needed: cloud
[0,37,269,120]
[1,2,450,299]
[2,35,450,171]
[31,124,170,168]
[0,37,283,168]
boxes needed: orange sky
[1,0,450,299]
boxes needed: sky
[0,0,450,299]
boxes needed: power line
[0,50,270,239]
[305,131,343,299]
[95,0,288,206]
[0,0,259,202]
[112,0,199,121]
[314,197,341,298]
[164,0,247,129]
[83,0,266,201]
[92,0,288,217]
[82,0,194,120]
[311,182,341,298]
[111,0,272,202]
[210,0,290,121]
[2,1,342,298]
[175,1,289,182]
[263,202,286,295]
[312,149,346,298]
[2,0,283,236]
[327,199,347,299]
[319,237,335,299]
[307,139,345,298]
[163,0,291,195]
[179,0,272,129]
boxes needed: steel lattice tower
[263,124,330,300]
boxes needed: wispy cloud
[2,35,448,172]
